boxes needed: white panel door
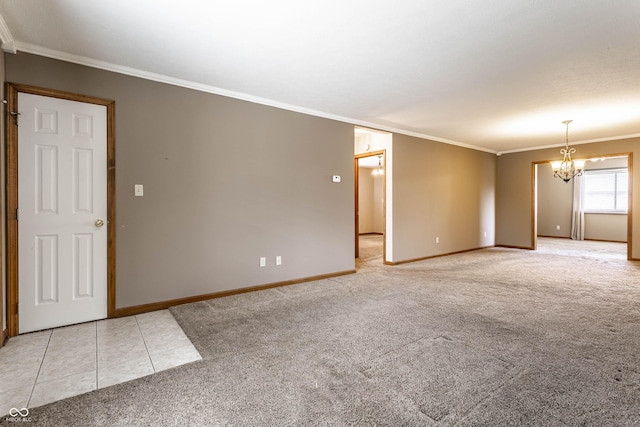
[18,92,108,333]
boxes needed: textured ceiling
[1,0,639,154]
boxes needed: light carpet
[4,237,639,426]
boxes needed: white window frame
[583,168,628,214]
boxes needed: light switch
[134,184,144,196]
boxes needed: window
[583,168,628,213]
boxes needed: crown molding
[0,13,15,53]
[12,40,636,157]
[496,133,640,155]
[13,42,498,155]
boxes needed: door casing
[5,83,116,336]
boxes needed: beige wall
[358,166,374,233]
[584,214,627,242]
[6,52,355,309]
[391,134,496,262]
[497,138,638,258]
[372,173,384,233]
[358,167,383,234]
[537,163,573,237]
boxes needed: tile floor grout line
[134,315,158,373]
[2,310,198,415]
[26,329,53,408]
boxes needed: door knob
[95,219,105,227]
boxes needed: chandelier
[551,120,585,183]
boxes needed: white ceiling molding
[496,133,640,156]
[0,13,15,53]
[14,41,497,155]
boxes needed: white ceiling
[1,0,639,154]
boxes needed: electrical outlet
[276,256,282,266]
[259,257,266,267]
[556,225,561,230]
[436,237,439,244]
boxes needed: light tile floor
[0,310,201,416]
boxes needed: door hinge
[15,302,18,314]
[15,208,18,221]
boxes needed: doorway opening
[356,151,385,265]
[354,127,392,265]
[532,153,632,260]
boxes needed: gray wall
[537,159,627,241]
[392,134,496,261]
[6,52,355,309]
[497,138,638,258]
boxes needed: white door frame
[5,83,116,336]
